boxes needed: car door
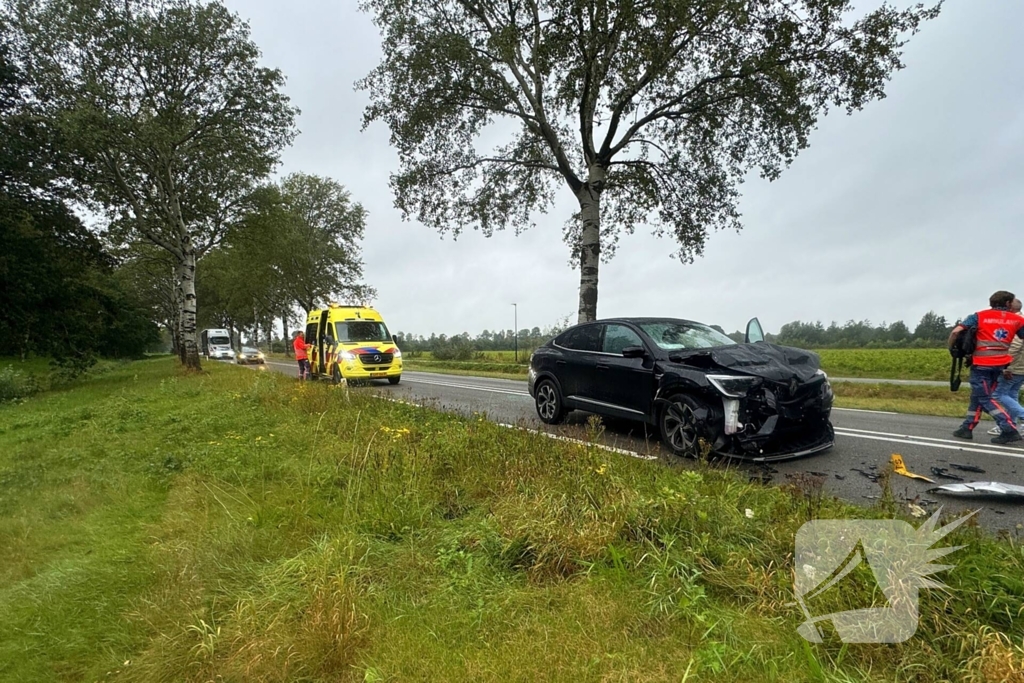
[553,323,604,403]
[745,317,765,343]
[593,323,654,419]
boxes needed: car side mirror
[392,334,399,345]
[621,345,646,358]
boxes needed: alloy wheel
[662,399,700,457]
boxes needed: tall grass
[0,359,1020,681]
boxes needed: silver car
[236,346,265,365]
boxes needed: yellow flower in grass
[595,464,608,475]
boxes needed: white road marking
[832,407,899,415]
[835,426,1024,452]
[833,428,1024,459]
[405,376,530,397]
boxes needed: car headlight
[341,351,356,361]
[707,374,761,398]
[257,352,264,358]
[393,349,402,358]
[815,369,827,379]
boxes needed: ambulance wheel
[332,366,343,385]
[389,375,401,385]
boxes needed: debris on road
[929,467,965,481]
[852,468,879,483]
[929,482,1024,500]
[949,463,986,473]
[908,503,927,517]
[890,454,935,483]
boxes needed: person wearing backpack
[987,298,1024,435]
[950,291,1024,444]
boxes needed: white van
[200,328,234,360]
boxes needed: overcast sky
[221,0,1024,337]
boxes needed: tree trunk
[168,323,179,357]
[173,261,187,365]
[576,165,605,323]
[178,247,202,370]
[282,312,291,358]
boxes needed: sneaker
[991,422,1024,436]
[991,430,1023,445]
[952,427,973,440]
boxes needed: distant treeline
[394,327,564,360]
[392,311,954,357]
[769,311,952,349]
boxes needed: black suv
[527,317,835,461]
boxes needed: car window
[602,324,644,354]
[638,321,737,350]
[557,324,602,352]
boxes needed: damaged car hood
[670,343,822,383]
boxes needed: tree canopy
[8,0,298,368]
[360,0,940,322]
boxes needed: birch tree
[8,0,297,368]
[359,0,939,323]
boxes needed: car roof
[578,317,706,326]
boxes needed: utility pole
[512,303,518,363]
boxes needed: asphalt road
[248,359,1024,532]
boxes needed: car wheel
[332,365,343,385]
[535,379,568,424]
[659,394,705,458]
[388,375,401,385]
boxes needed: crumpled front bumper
[712,378,836,462]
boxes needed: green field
[407,348,952,381]
[0,358,1021,682]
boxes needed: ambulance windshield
[334,321,391,343]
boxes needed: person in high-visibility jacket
[987,298,1024,436]
[950,290,1024,444]
[293,331,311,380]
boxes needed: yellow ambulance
[304,304,403,384]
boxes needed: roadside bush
[0,365,41,402]
[432,336,481,361]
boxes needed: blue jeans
[960,366,1017,433]
[994,373,1024,424]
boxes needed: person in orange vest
[987,298,1024,436]
[293,331,311,380]
[949,290,1024,444]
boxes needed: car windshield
[242,347,258,353]
[638,321,737,350]
[210,336,230,345]
[335,321,391,343]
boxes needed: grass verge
[0,358,1021,681]
[831,382,984,419]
